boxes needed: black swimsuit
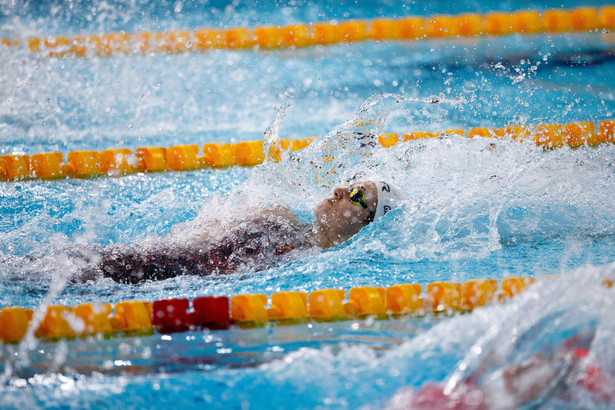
[100,220,307,284]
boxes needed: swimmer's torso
[100,215,311,284]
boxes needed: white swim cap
[374,181,406,220]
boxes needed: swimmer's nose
[333,187,346,200]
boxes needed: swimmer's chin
[313,204,330,227]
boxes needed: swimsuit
[100,219,307,284]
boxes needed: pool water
[1,0,615,408]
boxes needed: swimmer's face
[314,181,378,245]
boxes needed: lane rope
[7,275,608,344]
[1,6,614,57]
[1,119,614,182]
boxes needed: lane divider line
[1,119,614,182]
[3,276,612,344]
[0,276,547,343]
[1,6,614,58]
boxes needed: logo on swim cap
[375,181,406,220]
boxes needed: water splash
[2,1,615,408]
[263,96,292,164]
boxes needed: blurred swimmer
[99,181,406,284]
[386,332,614,409]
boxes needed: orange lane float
[268,292,309,321]
[0,154,30,181]
[75,303,113,335]
[346,286,387,317]
[30,152,64,179]
[100,148,139,176]
[0,138,311,181]
[0,307,34,343]
[386,284,423,315]
[3,6,615,57]
[135,147,167,172]
[308,289,348,321]
[65,150,102,177]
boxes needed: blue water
[2,1,615,408]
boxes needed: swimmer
[387,332,614,409]
[98,181,406,284]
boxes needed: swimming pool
[2,0,615,408]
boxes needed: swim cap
[374,181,406,220]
